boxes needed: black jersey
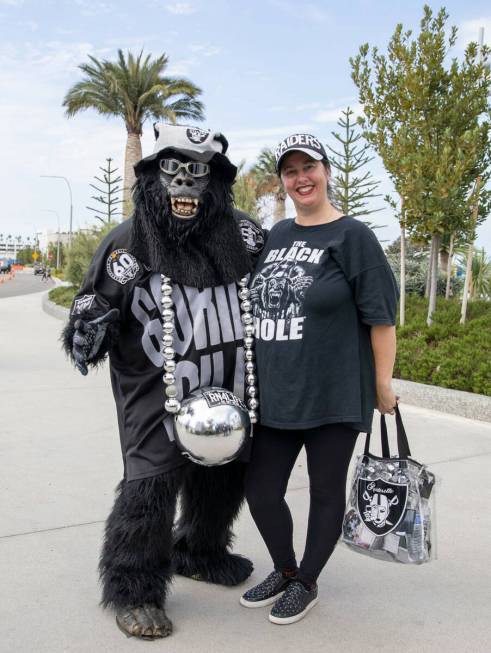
[250,216,399,433]
[68,214,265,480]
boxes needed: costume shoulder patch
[72,294,96,315]
[239,219,265,254]
[106,249,140,285]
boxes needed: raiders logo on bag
[357,477,408,536]
[186,127,209,144]
[106,249,140,285]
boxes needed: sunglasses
[159,158,210,178]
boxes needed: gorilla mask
[158,152,210,220]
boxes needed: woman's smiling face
[279,151,330,211]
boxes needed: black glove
[72,308,120,376]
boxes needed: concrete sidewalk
[1,291,490,653]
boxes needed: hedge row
[395,296,491,396]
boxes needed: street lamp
[41,209,61,269]
[40,175,73,247]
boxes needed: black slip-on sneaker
[269,580,319,624]
[240,570,295,608]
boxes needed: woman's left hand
[376,382,399,415]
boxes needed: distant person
[240,133,399,625]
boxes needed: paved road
[1,290,490,653]
[0,268,54,298]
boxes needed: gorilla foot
[174,549,253,586]
[116,604,173,640]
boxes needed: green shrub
[48,285,77,309]
[395,296,491,395]
[65,222,115,288]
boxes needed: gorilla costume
[62,125,266,639]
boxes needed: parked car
[0,258,12,274]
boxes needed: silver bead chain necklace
[160,274,259,424]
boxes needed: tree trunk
[425,242,433,299]
[461,177,482,324]
[123,130,142,219]
[440,250,449,275]
[445,233,454,299]
[399,206,406,326]
[426,234,440,326]
[273,195,286,224]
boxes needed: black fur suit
[62,125,266,639]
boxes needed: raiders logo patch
[106,249,139,285]
[357,477,408,536]
[202,389,247,412]
[239,219,265,253]
[186,127,209,144]
[72,294,96,315]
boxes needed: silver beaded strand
[160,274,259,423]
[237,276,259,424]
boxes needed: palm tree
[470,248,491,300]
[63,50,205,217]
[252,148,286,224]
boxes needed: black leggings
[245,423,358,585]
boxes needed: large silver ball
[241,299,252,313]
[248,397,259,410]
[238,277,249,287]
[249,410,258,424]
[245,361,255,373]
[162,334,173,347]
[165,398,181,413]
[161,296,173,309]
[244,336,254,348]
[162,308,174,322]
[174,386,251,466]
[161,284,173,296]
[165,384,178,398]
[246,386,257,398]
[243,323,255,337]
[238,288,249,300]
[241,313,253,325]
[164,359,176,373]
[246,373,256,385]
[163,372,176,385]
[161,275,171,284]
[244,349,254,361]
[163,346,175,361]
[163,321,174,334]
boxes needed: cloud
[0,0,24,6]
[165,2,196,15]
[269,0,331,23]
[189,43,221,57]
[313,102,363,124]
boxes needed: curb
[392,378,491,424]
[41,296,491,425]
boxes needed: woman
[240,133,399,625]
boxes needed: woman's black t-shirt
[250,216,399,433]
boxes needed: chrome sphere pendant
[160,274,259,464]
[174,386,252,466]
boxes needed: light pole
[41,209,61,269]
[40,175,73,247]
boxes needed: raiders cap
[134,124,237,182]
[274,133,329,174]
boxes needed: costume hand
[72,308,120,376]
[376,382,399,415]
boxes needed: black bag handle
[364,404,411,459]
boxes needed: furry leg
[173,461,253,586]
[99,471,181,612]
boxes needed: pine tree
[87,158,123,225]
[327,106,383,220]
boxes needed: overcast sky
[0,0,490,250]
